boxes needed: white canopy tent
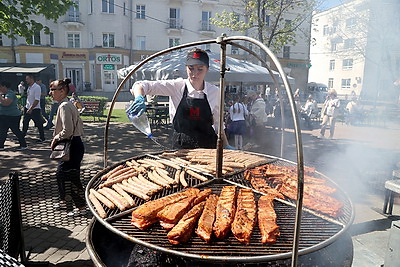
[118,49,294,86]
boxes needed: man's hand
[126,95,146,117]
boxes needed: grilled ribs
[167,201,206,245]
[258,195,280,244]
[213,185,237,239]
[231,188,256,245]
[196,194,219,243]
[158,189,212,230]
[131,188,200,230]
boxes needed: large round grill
[86,153,354,263]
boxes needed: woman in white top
[319,89,340,139]
[228,95,248,149]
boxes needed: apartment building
[309,0,400,101]
[0,0,311,97]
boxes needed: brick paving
[1,102,400,266]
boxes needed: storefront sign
[62,52,86,59]
[96,53,122,64]
[103,64,115,70]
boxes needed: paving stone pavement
[1,102,400,266]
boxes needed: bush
[78,96,108,115]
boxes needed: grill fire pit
[87,35,355,266]
[85,153,354,266]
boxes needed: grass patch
[80,109,130,123]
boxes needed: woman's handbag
[50,139,72,161]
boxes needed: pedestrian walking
[228,95,248,150]
[0,81,27,150]
[319,89,340,139]
[22,74,45,143]
[50,78,86,216]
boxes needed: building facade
[0,0,312,98]
[309,0,400,101]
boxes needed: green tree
[211,0,315,54]
[0,0,74,42]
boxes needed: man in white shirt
[22,75,45,142]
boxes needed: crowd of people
[1,76,85,217]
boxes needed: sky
[317,0,350,11]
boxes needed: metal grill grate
[86,153,354,263]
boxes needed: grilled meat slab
[196,194,219,243]
[258,195,280,244]
[167,201,206,245]
[158,196,197,230]
[231,189,256,245]
[131,188,200,230]
[213,185,237,239]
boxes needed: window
[344,38,355,49]
[201,11,212,31]
[323,25,329,35]
[329,60,335,71]
[283,46,290,58]
[328,78,334,89]
[342,59,353,70]
[264,15,270,26]
[123,2,126,16]
[103,33,115,48]
[68,0,79,22]
[341,78,351,89]
[231,46,239,55]
[169,38,180,48]
[50,32,54,46]
[136,5,145,19]
[67,33,80,48]
[346,17,357,28]
[331,42,337,52]
[0,35,3,46]
[31,31,41,45]
[89,0,93,14]
[284,19,291,28]
[102,0,114,13]
[232,13,240,23]
[169,8,181,29]
[136,36,146,50]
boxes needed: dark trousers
[22,108,45,140]
[0,115,27,148]
[47,102,59,127]
[56,136,85,209]
[40,97,47,121]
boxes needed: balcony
[167,18,183,34]
[199,21,215,37]
[62,12,84,29]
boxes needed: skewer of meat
[131,188,200,230]
[196,194,218,243]
[213,186,237,239]
[258,195,280,244]
[231,189,256,245]
[167,202,206,245]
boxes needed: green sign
[103,64,115,70]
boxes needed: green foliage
[78,96,108,115]
[0,0,75,42]
[211,0,315,53]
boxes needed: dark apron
[172,86,217,149]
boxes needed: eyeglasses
[50,88,61,91]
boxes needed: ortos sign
[96,53,122,64]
